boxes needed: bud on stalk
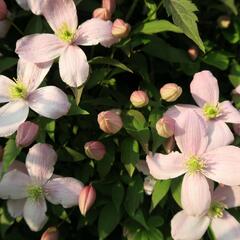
[112,19,131,38]
[84,141,106,160]
[130,90,149,108]
[40,227,59,240]
[79,185,96,216]
[156,116,175,138]
[160,83,182,102]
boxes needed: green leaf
[0,207,14,237]
[24,16,43,34]
[135,20,183,34]
[112,182,125,210]
[1,139,21,175]
[147,216,164,228]
[202,51,229,70]
[163,0,205,52]
[64,146,85,161]
[121,138,139,177]
[171,177,182,207]
[220,0,238,15]
[130,210,149,230]
[151,180,171,210]
[144,0,157,20]
[89,57,133,73]
[229,60,240,87]
[0,57,18,73]
[98,202,121,240]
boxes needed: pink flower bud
[217,15,231,29]
[84,141,106,160]
[102,0,116,15]
[144,176,156,195]
[112,19,131,38]
[16,121,39,148]
[187,46,199,61]
[130,90,149,108]
[97,110,123,134]
[233,124,240,136]
[79,185,96,216]
[0,0,7,21]
[156,116,175,138]
[41,227,59,240]
[93,7,111,20]
[163,136,175,153]
[160,83,182,102]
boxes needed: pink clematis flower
[0,143,84,231]
[165,70,240,150]
[0,58,70,137]
[16,0,119,88]
[171,185,240,240]
[147,109,240,216]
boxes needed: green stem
[126,0,139,21]
[7,17,24,35]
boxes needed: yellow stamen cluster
[203,103,221,120]
[56,23,75,43]
[186,155,205,174]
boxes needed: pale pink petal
[7,199,26,218]
[0,170,30,199]
[181,173,211,216]
[218,101,240,123]
[213,185,240,208]
[207,120,234,151]
[174,109,208,155]
[23,198,48,232]
[211,212,240,240]
[16,34,65,63]
[44,177,83,208]
[0,160,28,174]
[16,0,29,10]
[0,75,14,103]
[204,146,240,185]
[41,0,78,32]
[0,101,29,137]
[171,210,210,240]
[28,86,70,119]
[59,45,89,87]
[74,19,118,47]
[17,59,53,92]
[27,0,42,15]
[146,152,185,180]
[190,70,219,107]
[26,143,57,185]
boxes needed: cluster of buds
[160,83,182,102]
[84,141,106,160]
[79,185,96,216]
[130,90,149,108]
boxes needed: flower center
[186,155,205,173]
[27,185,43,201]
[208,201,225,218]
[56,23,74,43]
[202,103,220,120]
[9,80,28,100]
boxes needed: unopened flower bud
[0,0,7,20]
[187,46,199,61]
[112,19,131,38]
[144,176,156,195]
[84,141,106,160]
[130,90,149,108]
[102,0,116,15]
[79,185,96,216]
[97,110,123,134]
[16,121,39,148]
[163,136,175,153]
[93,7,111,20]
[217,15,231,29]
[156,116,175,138]
[41,227,59,240]
[160,83,182,102]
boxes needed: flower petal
[181,173,211,216]
[59,45,89,87]
[219,100,240,124]
[17,58,53,92]
[23,198,48,232]
[171,210,210,240]
[26,143,57,184]
[0,170,30,199]
[16,34,65,63]
[28,86,70,119]
[211,212,240,240]
[0,75,14,103]
[146,152,185,180]
[44,177,83,208]
[7,199,26,218]
[174,109,208,155]
[190,70,219,107]
[213,185,240,208]
[0,160,28,174]
[0,101,29,137]
[207,120,234,151]
[16,0,29,10]
[74,19,118,47]
[42,0,78,32]
[204,146,240,185]
[27,0,42,15]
